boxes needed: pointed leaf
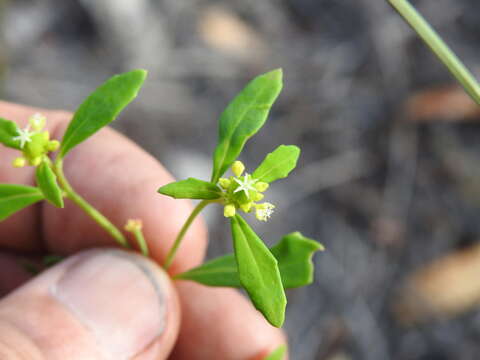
[60,69,147,158]
[0,184,44,221]
[0,118,21,149]
[158,178,222,200]
[211,69,283,183]
[175,252,239,287]
[231,214,286,327]
[265,345,287,360]
[176,232,323,289]
[35,162,64,208]
[252,145,300,183]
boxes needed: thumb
[0,249,180,360]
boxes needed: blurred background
[2,0,480,359]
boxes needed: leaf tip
[266,68,283,82]
[133,68,148,80]
[157,185,168,195]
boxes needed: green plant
[0,67,323,345]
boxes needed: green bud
[253,192,264,201]
[255,182,269,192]
[30,156,42,167]
[232,161,245,177]
[12,157,26,168]
[218,178,231,189]
[224,204,236,218]
[47,140,60,152]
[240,202,253,213]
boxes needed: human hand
[0,101,286,359]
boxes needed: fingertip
[0,249,181,359]
[172,281,287,360]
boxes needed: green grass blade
[389,0,480,105]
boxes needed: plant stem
[53,158,130,248]
[164,200,210,270]
[389,0,480,105]
[132,227,149,256]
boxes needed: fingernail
[52,250,166,360]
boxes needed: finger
[0,252,33,297]
[171,282,287,360]
[0,248,180,360]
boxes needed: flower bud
[218,178,231,189]
[231,161,245,177]
[125,219,143,232]
[47,140,60,152]
[224,204,236,218]
[240,202,253,213]
[30,156,42,167]
[253,192,264,201]
[255,182,269,192]
[12,157,26,168]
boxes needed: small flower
[13,125,33,149]
[125,219,143,232]
[255,203,275,222]
[233,173,257,199]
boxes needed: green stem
[164,200,210,270]
[389,0,480,104]
[53,158,129,248]
[132,228,149,256]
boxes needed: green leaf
[231,214,286,327]
[60,69,147,158]
[252,145,300,183]
[211,69,283,183]
[35,162,64,208]
[0,118,21,149]
[270,232,323,288]
[265,345,287,360]
[175,252,239,287]
[0,184,44,221]
[176,232,323,289]
[158,178,222,200]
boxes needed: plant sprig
[0,68,323,330]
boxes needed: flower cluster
[12,113,60,167]
[218,160,275,221]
